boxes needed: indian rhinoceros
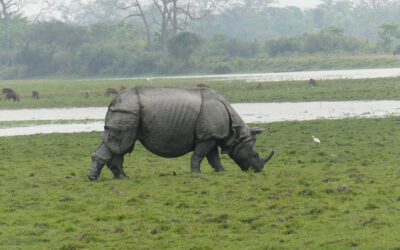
[88,86,274,180]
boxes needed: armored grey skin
[88,86,274,180]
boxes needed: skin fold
[88,86,274,180]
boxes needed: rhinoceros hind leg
[191,140,217,173]
[206,146,225,172]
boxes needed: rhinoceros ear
[250,128,265,135]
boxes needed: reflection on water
[1,100,400,136]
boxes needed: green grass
[210,54,400,73]
[1,76,400,109]
[1,117,400,249]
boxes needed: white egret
[312,135,320,144]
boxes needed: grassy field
[1,117,400,249]
[213,54,400,73]
[1,76,400,109]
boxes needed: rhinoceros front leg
[106,154,129,179]
[191,140,217,173]
[88,157,106,180]
[206,146,225,172]
[88,142,112,180]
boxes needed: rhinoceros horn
[254,150,275,172]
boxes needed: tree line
[1,0,400,78]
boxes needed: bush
[265,28,369,56]
[52,50,75,74]
[15,44,55,75]
[0,65,28,79]
[213,64,233,74]
[167,32,202,62]
[76,44,118,75]
[123,52,163,75]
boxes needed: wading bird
[312,135,320,144]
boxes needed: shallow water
[94,68,400,82]
[0,122,104,137]
[0,107,107,121]
[1,101,400,136]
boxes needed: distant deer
[197,83,210,88]
[105,88,118,96]
[1,88,15,95]
[309,78,317,87]
[32,90,39,99]
[256,82,264,89]
[5,92,20,102]
[120,85,127,92]
[85,90,91,99]
[2,88,19,102]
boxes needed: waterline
[1,101,400,136]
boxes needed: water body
[0,107,107,121]
[91,68,400,82]
[1,101,400,136]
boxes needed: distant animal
[32,90,39,99]
[88,86,274,180]
[5,92,20,102]
[309,78,317,87]
[256,82,264,89]
[105,88,118,97]
[2,88,19,102]
[197,83,210,88]
[85,90,90,99]
[120,85,127,92]
[312,135,320,144]
[1,88,15,95]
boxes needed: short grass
[214,54,400,73]
[1,76,400,109]
[1,117,400,249]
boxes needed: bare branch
[119,13,142,23]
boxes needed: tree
[90,0,154,50]
[152,0,218,53]
[169,0,230,35]
[152,0,170,53]
[378,23,400,51]
[0,0,25,66]
[0,0,24,49]
[167,31,201,62]
[359,0,390,9]
[228,0,275,11]
[322,26,344,36]
[29,0,57,23]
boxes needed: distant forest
[1,0,400,78]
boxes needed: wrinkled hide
[88,86,273,180]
